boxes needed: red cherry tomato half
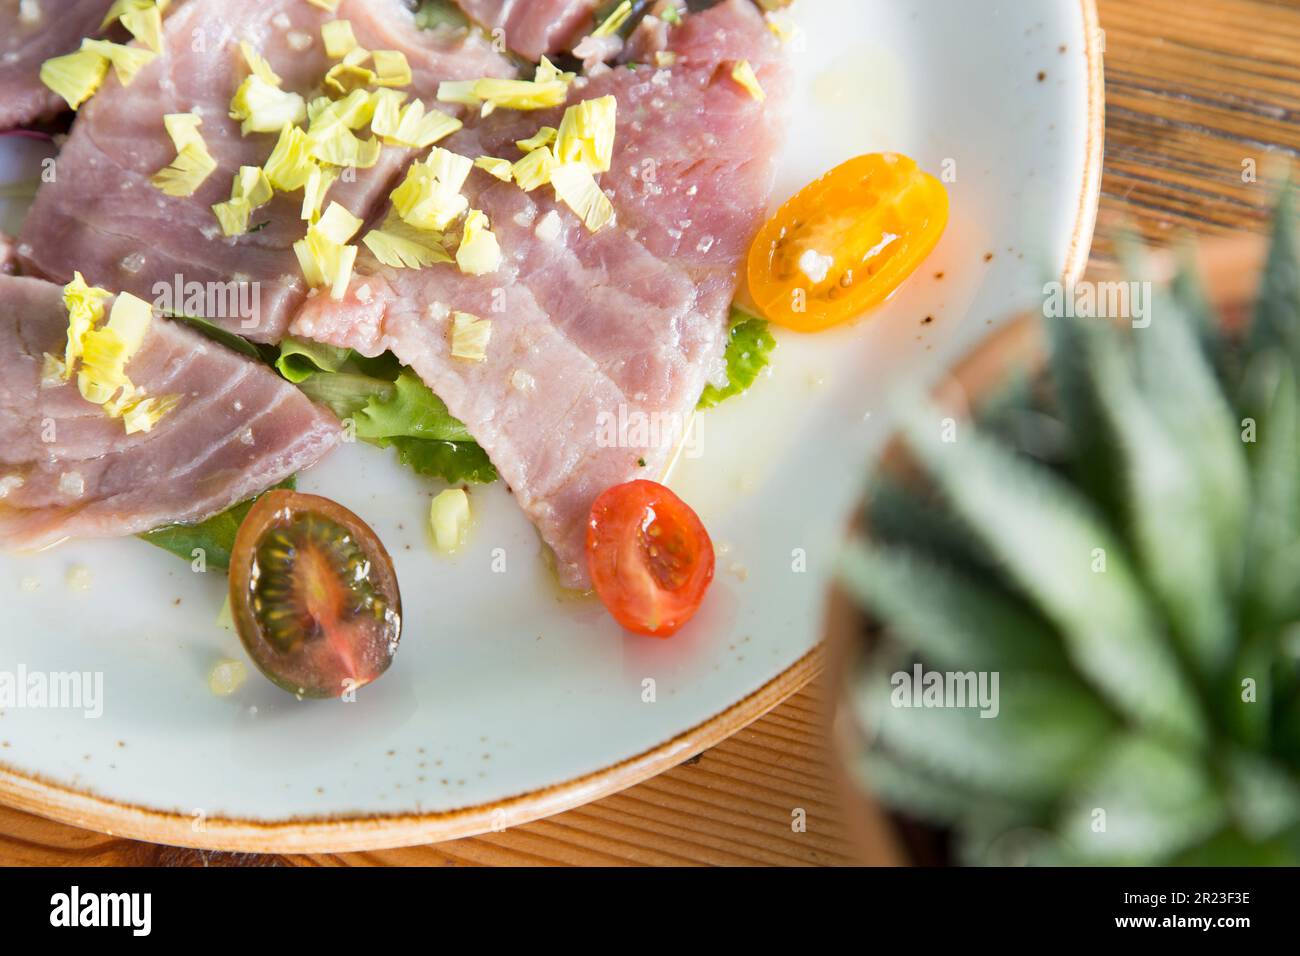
[586,480,715,638]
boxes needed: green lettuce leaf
[355,369,474,443]
[698,307,776,409]
[275,338,353,383]
[414,0,469,30]
[169,314,276,364]
[389,436,499,485]
[275,341,498,485]
[140,478,294,570]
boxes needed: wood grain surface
[4,0,1298,866]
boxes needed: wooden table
[3,0,1297,866]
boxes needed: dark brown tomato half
[229,490,402,698]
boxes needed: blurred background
[4,0,1299,867]
[835,0,1300,866]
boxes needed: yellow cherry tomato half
[747,152,949,333]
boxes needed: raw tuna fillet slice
[0,0,115,131]
[454,0,599,60]
[0,275,341,549]
[18,0,514,343]
[292,0,788,588]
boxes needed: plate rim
[0,0,1105,852]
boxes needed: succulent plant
[839,192,1300,866]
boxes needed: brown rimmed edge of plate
[0,0,1106,854]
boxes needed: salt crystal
[58,471,85,498]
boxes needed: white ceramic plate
[0,0,1102,851]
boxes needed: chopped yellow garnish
[121,394,181,435]
[324,61,375,96]
[591,0,633,38]
[765,13,795,44]
[307,122,381,168]
[455,209,501,276]
[730,59,765,101]
[551,162,615,232]
[474,156,513,182]
[294,202,362,299]
[101,0,169,32]
[511,145,557,192]
[82,36,157,85]
[534,57,575,86]
[62,272,112,375]
[103,0,166,53]
[305,94,382,168]
[151,113,217,197]
[228,39,305,135]
[425,148,474,192]
[516,126,557,153]
[321,19,358,59]
[56,276,178,431]
[207,658,248,696]
[212,165,273,237]
[438,71,570,116]
[316,87,377,129]
[161,112,203,150]
[653,50,678,67]
[39,49,109,110]
[151,113,216,196]
[212,201,250,238]
[390,149,472,231]
[76,293,150,404]
[371,97,462,149]
[429,488,470,553]
[239,40,281,86]
[554,95,617,173]
[305,0,342,11]
[362,215,452,269]
[230,73,307,135]
[372,50,412,88]
[449,311,491,362]
[235,165,274,207]
[301,163,339,222]
[263,123,315,191]
[315,201,363,245]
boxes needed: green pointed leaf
[1224,750,1300,840]
[854,659,1115,802]
[1089,333,1235,673]
[1057,735,1226,865]
[1170,241,1226,375]
[1250,185,1300,369]
[1172,827,1300,867]
[900,403,1205,741]
[850,750,991,827]
[839,541,1068,673]
[1044,315,1127,523]
[1243,357,1300,627]
[865,478,997,580]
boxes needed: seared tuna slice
[454,0,600,60]
[18,0,514,343]
[292,0,788,588]
[0,275,341,549]
[0,0,115,131]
